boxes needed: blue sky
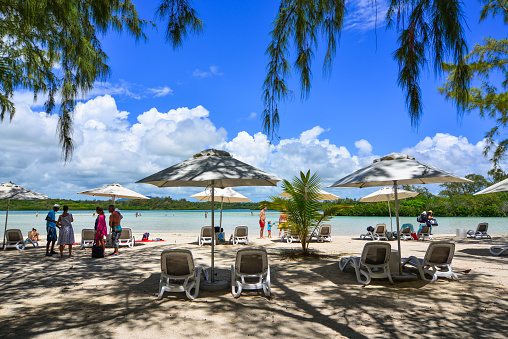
[1,0,507,202]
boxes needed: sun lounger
[3,229,26,250]
[80,229,95,249]
[230,226,249,245]
[231,248,271,297]
[402,241,458,282]
[158,249,206,300]
[283,228,301,243]
[398,224,414,241]
[198,226,213,246]
[490,245,508,256]
[316,224,332,242]
[339,242,394,285]
[467,223,491,240]
[360,223,388,241]
[118,228,135,248]
[417,224,432,240]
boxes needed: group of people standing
[44,204,123,258]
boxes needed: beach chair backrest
[82,229,95,240]
[320,225,331,236]
[161,249,194,277]
[236,248,268,275]
[235,226,248,237]
[477,223,488,233]
[375,224,386,234]
[119,228,132,240]
[425,242,455,266]
[201,226,212,237]
[401,227,411,234]
[7,229,22,242]
[420,225,430,233]
[361,242,391,266]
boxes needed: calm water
[1,209,507,238]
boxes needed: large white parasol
[137,149,281,289]
[474,178,508,195]
[78,183,149,204]
[1,182,48,249]
[360,186,418,232]
[279,188,339,201]
[191,187,252,228]
[328,152,471,275]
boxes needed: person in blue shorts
[45,204,60,256]
[108,205,123,256]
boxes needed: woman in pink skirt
[95,207,107,254]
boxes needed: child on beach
[267,221,272,238]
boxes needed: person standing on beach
[56,205,75,258]
[259,207,266,239]
[45,204,59,256]
[267,221,272,238]
[109,205,122,256]
[278,213,288,238]
[95,207,107,255]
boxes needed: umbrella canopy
[78,183,149,204]
[332,153,470,187]
[191,187,252,228]
[279,189,339,201]
[137,149,280,188]
[360,186,418,232]
[474,178,508,195]
[137,149,281,287]
[328,152,471,275]
[1,182,48,249]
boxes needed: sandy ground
[0,231,507,339]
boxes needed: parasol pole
[394,181,402,275]
[2,198,10,250]
[388,199,393,233]
[210,181,215,283]
[220,197,224,228]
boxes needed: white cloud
[355,139,372,155]
[344,0,389,32]
[147,86,174,97]
[0,97,502,201]
[248,112,257,120]
[193,65,223,78]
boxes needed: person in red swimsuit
[259,206,266,239]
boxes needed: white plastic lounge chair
[417,225,433,240]
[231,248,271,297]
[467,223,491,240]
[3,229,25,250]
[360,224,388,241]
[402,241,458,282]
[118,228,135,248]
[339,242,394,285]
[316,224,332,242]
[80,229,95,249]
[284,228,301,243]
[158,249,206,300]
[230,226,249,245]
[398,224,414,241]
[198,226,213,246]
[490,245,508,256]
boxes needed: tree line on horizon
[2,173,508,217]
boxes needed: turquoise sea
[1,209,506,238]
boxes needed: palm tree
[262,170,350,254]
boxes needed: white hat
[54,204,60,208]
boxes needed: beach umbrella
[191,187,252,228]
[136,149,281,288]
[0,182,48,249]
[328,152,471,275]
[360,186,418,232]
[77,182,149,204]
[279,188,339,201]
[474,178,508,195]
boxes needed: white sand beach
[1,233,507,338]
